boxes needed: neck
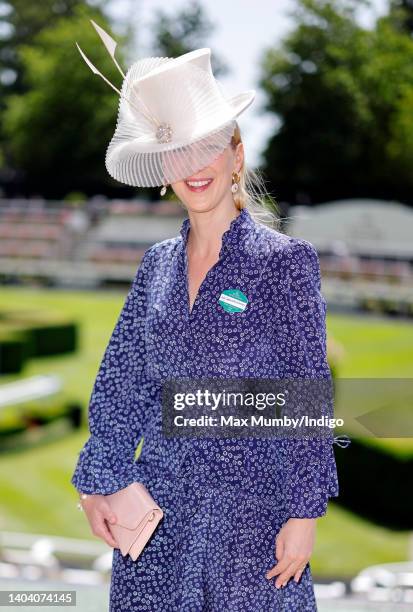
[186,205,240,258]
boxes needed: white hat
[76,20,256,189]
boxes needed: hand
[265,518,316,589]
[80,493,119,549]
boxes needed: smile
[184,178,213,193]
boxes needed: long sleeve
[70,245,155,495]
[275,238,339,518]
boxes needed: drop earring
[231,171,240,194]
[160,183,168,196]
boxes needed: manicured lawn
[0,286,412,578]
[328,312,413,378]
[327,312,413,457]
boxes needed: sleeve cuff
[71,434,138,495]
[282,438,339,518]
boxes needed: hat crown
[131,47,213,83]
[121,48,233,144]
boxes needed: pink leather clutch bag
[105,482,164,561]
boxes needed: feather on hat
[76,20,256,188]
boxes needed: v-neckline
[180,209,245,319]
[183,235,228,318]
[184,249,221,318]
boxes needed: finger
[266,555,294,580]
[103,519,119,549]
[100,502,118,525]
[294,564,307,583]
[94,517,119,548]
[266,538,287,579]
[268,564,294,589]
[276,560,307,589]
[104,510,118,525]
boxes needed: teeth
[186,180,212,187]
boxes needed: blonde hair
[230,122,281,230]
[171,121,281,231]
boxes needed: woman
[72,29,340,611]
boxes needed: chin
[185,201,214,213]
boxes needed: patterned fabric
[71,206,340,611]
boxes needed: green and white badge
[218,288,249,313]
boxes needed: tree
[258,0,413,204]
[1,0,231,198]
[0,0,98,99]
[149,0,229,78]
[389,0,413,33]
[2,3,135,198]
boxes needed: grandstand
[287,199,413,316]
[0,197,412,314]
[288,199,413,281]
[0,203,72,260]
[0,197,184,287]
[81,213,183,266]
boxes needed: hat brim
[172,88,256,148]
[105,89,256,187]
[226,89,256,119]
[109,89,256,155]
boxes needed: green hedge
[0,309,79,373]
[334,438,413,530]
[0,395,82,450]
[0,331,29,374]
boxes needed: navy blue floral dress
[71,206,340,611]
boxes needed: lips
[184,178,214,193]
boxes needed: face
[170,142,244,214]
